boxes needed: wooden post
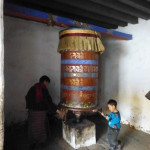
[0,0,4,149]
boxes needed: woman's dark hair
[39,75,50,83]
[107,99,117,107]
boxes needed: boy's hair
[39,75,50,83]
[107,99,117,107]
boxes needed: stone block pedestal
[63,119,96,149]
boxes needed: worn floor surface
[4,114,150,150]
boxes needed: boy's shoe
[115,140,122,150]
[109,146,115,150]
[109,148,115,150]
[115,144,121,150]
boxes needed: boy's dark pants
[107,127,120,149]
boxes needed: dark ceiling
[5,0,150,29]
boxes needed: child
[99,99,121,150]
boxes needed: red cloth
[35,83,46,103]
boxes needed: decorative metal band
[61,60,98,65]
[61,72,98,78]
[62,90,96,95]
[62,102,95,109]
[61,85,97,91]
[61,90,96,102]
[62,78,97,86]
[59,29,100,38]
[59,33,99,39]
[62,95,96,103]
[61,65,98,73]
[61,51,98,60]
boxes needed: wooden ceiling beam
[4,3,132,40]
[119,0,150,14]
[5,0,127,27]
[89,0,150,20]
[51,0,138,24]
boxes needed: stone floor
[4,114,150,150]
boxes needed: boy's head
[107,99,117,112]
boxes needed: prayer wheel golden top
[57,28,105,54]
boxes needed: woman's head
[39,75,50,87]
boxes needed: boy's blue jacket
[105,111,121,130]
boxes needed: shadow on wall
[98,38,145,145]
[119,94,142,145]
[130,94,142,127]
[4,18,38,124]
[99,38,128,108]
[4,16,61,125]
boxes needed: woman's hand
[100,112,104,116]
[57,109,64,119]
[92,108,98,113]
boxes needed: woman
[25,75,62,148]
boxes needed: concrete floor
[4,114,150,150]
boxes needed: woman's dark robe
[25,83,57,146]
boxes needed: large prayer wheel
[57,28,104,115]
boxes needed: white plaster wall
[4,16,150,134]
[4,16,62,125]
[101,19,150,134]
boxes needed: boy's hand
[100,112,109,120]
[105,116,108,120]
[98,111,104,116]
